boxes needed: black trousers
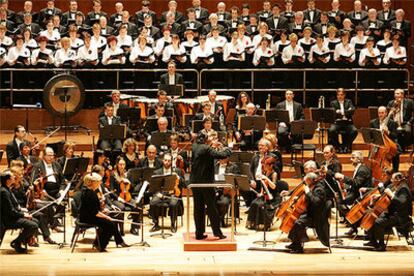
[397,124,413,151]
[149,195,180,225]
[288,214,314,245]
[328,122,358,149]
[32,211,51,239]
[192,187,223,237]
[83,217,124,250]
[6,218,39,244]
[368,213,401,245]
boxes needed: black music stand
[224,174,251,232]
[229,151,254,163]
[192,120,220,133]
[62,157,90,181]
[290,120,318,162]
[149,174,177,239]
[99,124,127,140]
[239,116,266,148]
[150,132,172,152]
[361,127,385,152]
[145,117,173,132]
[118,108,141,130]
[46,141,65,158]
[310,107,336,149]
[264,109,278,123]
[158,84,184,97]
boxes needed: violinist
[149,153,185,233]
[139,145,163,169]
[0,171,38,253]
[167,134,188,172]
[6,125,28,166]
[234,103,263,151]
[386,89,414,152]
[17,141,37,170]
[110,157,140,235]
[193,101,217,122]
[79,173,129,252]
[335,151,372,235]
[286,172,330,254]
[120,138,140,171]
[246,156,283,230]
[57,141,76,169]
[206,90,224,118]
[363,172,412,251]
[198,117,218,140]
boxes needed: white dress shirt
[383,46,407,64]
[77,44,98,64]
[190,45,214,64]
[308,44,330,63]
[162,44,187,63]
[43,161,57,183]
[253,47,275,66]
[6,46,30,65]
[31,48,54,65]
[129,45,155,64]
[358,47,381,66]
[206,36,227,52]
[333,42,355,62]
[281,44,305,64]
[154,37,172,56]
[102,47,125,65]
[223,41,245,61]
[286,100,294,122]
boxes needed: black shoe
[130,227,139,236]
[373,243,386,251]
[44,237,57,245]
[344,228,357,236]
[214,234,227,240]
[116,242,130,248]
[290,246,304,254]
[195,234,208,240]
[170,224,177,233]
[11,240,27,254]
[149,225,160,232]
[285,243,296,250]
[363,241,377,247]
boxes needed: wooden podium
[183,183,237,251]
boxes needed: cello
[368,106,398,185]
[345,187,380,225]
[360,187,393,231]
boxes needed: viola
[174,173,181,197]
[119,178,132,202]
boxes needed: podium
[158,84,184,97]
[184,183,237,251]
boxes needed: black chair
[385,221,414,247]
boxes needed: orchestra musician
[286,172,330,254]
[147,117,173,153]
[99,90,128,118]
[6,125,28,166]
[139,144,163,169]
[234,103,262,151]
[167,134,189,171]
[79,173,129,252]
[120,138,140,171]
[193,101,217,122]
[386,89,413,152]
[362,172,412,251]
[190,132,231,240]
[160,61,184,85]
[328,88,358,153]
[57,141,76,169]
[149,153,185,233]
[16,141,37,169]
[0,171,39,253]
[335,151,372,235]
[275,90,305,152]
[99,103,123,151]
[320,145,343,201]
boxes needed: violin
[119,178,132,203]
[174,173,181,197]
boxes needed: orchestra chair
[69,198,101,253]
[385,221,414,247]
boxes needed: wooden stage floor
[1,203,414,275]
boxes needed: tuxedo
[313,22,334,36]
[180,20,203,36]
[387,99,414,124]
[266,16,289,32]
[389,20,411,46]
[347,10,368,26]
[191,7,209,23]
[139,157,163,170]
[85,11,108,26]
[370,118,398,142]
[161,11,184,24]
[342,163,372,205]
[98,115,123,151]
[159,22,181,35]
[18,23,41,35]
[233,114,263,151]
[61,11,84,26]
[378,9,396,25]
[202,23,226,36]
[15,12,39,25]
[139,25,160,40]
[303,9,321,25]
[99,101,128,118]
[39,7,62,27]
[160,72,184,85]
[134,10,157,27]
[32,161,64,198]
[362,19,384,40]
[6,139,23,165]
[328,99,358,151]
[16,155,38,169]
[275,100,304,151]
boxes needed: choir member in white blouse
[253,37,274,67]
[31,36,54,67]
[282,33,305,65]
[376,29,392,56]
[308,34,330,66]
[68,25,84,52]
[333,31,355,66]
[129,35,155,67]
[350,25,368,52]
[39,20,61,48]
[206,26,227,54]
[252,22,273,50]
[0,47,6,67]
[91,23,107,54]
[0,25,13,49]
[181,30,199,57]
[102,35,126,66]
[77,33,99,67]
[223,32,245,64]
[237,24,254,55]
[383,35,407,66]
[117,24,133,54]
[190,35,214,67]
[54,37,77,67]
[154,26,172,57]
[358,36,381,67]
[22,29,38,53]
[7,35,31,67]
[162,34,187,65]
[324,26,341,54]
[273,30,290,64]
[298,26,316,58]
[135,27,154,47]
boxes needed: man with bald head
[347,0,368,26]
[139,144,162,169]
[16,1,38,25]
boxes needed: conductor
[190,132,231,240]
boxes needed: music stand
[361,127,385,149]
[150,132,172,151]
[145,117,173,132]
[229,151,254,163]
[118,108,141,130]
[99,124,127,140]
[158,84,184,97]
[46,141,65,158]
[148,174,177,238]
[192,120,220,133]
[310,107,336,149]
[290,120,318,162]
[274,110,290,126]
[239,116,266,149]
[62,157,90,181]
[224,174,250,232]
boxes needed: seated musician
[57,141,76,169]
[17,141,37,169]
[9,164,56,245]
[0,171,38,253]
[160,61,184,85]
[120,138,140,171]
[198,117,218,140]
[286,172,330,254]
[139,144,163,169]
[387,89,413,152]
[234,103,262,151]
[99,90,128,118]
[369,106,400,172]
[363,172,412,251]
[153,90,174,110]
[102,35,126,66]
[214,156,240,227]
[167,134,189,172]
[79,173,129,252]
[246,156,283,230]
[147,117,173,153]
[207,90,225,118]
[6,125,28,166]
[194,101,217,122]
[149,153,185,233]
[262,130,283,173]
[235,91,251,112]
[335,151,372,235]
[275,90,305,152]
[321,145,343,204]
[328,88,358,153]
[99,103,123,151]
[147,103,166,121]
[109,157,140,235]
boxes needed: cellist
[364,172,412,251]
[286,172,330,254]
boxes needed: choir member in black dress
[190,132,231,240]
[79,173,129,251]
